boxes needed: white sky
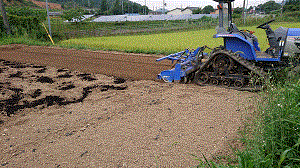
[131,0,284,11]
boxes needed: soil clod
[57,73,73,78]
[36,68,46,73]
[57,69,68,72]
[31,89,42,98]
[65,132,73,136]
[77,73,91,77]
[80,151,88,157]
[100,85,127,91]
[37,76,55,84]
[32,65,46,68]
[114,77,126,84]
[81,75,96,81]
[59,84,75,90]
[9,71,22,78]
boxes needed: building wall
[182,9,192,15]
[167,9,182,15]
[210,9,219,14]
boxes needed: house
[48,12,62,17]
[148,11,163,15]
[167,7,199,15]
[184,7,199,11]
[167,8,183,15]
[182,8,193,14]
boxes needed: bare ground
[0,45,255,167]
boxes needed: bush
[0,7,48,41]
[281,11,300,22]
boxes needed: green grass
[59,22,300,55]
[0,35,52,46]
[50,17,217,39]
[236,80,300,168]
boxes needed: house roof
[213,0,235,2]
[183,7,199,11]
[168,8,183,12]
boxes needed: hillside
[27,0,62,10]
[34,0,147,11]
[3,0,39,8]
[3,0,62,10]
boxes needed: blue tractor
[156,0,300,90]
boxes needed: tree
[192,8,202,14]
[233,7,243,14]
[100,0,108,14]
[201,5,214,14]
[111,0,121,15]
[0,0,11,34]
[233,7,243,18]
[256,1,281,14]
[283,0,300,12]
[62,7,84,23]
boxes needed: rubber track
[193,49,267,91]
[199,49,267,77]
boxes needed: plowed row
[0,44,171,81]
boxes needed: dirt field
[0,45,255,167]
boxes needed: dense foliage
[201,5,214,14]
[283,0,300,12]
[61,7,84,23]
[0,7,47,39]
[31,0,149,15]
[256,0,281,14]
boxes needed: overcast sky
[131,0,284,11]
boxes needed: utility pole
[242,0,246,24]
[163,0,165,14]
[281,0,284,16]
[144,0,146,15]
[0,0,11,35]
[45,0,52,38]
[121,0,124,14]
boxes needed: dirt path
[0,44,171,81]
[0,45,255,167]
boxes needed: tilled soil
[0,45,255,167]
[0,44,171,81]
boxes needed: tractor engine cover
[284,28,300,57]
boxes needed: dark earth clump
[57,69,68,72]
[37,76,55,84]
[114,77,126,84]
[8,87,23,94]
[9,71,22,78]
[100,85,127,91]
[57,73,73,78]
[10,63,27,69]
[32,65,46,68]
[3,61,14,66]
[81,76,96,81]
[31,89,42,98]
[1,85,100,116]
[77,73,91,77]
[36,68,46,73]
[59,84,75,90]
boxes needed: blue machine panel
[215,34,256,60]
[287,28,300,36]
